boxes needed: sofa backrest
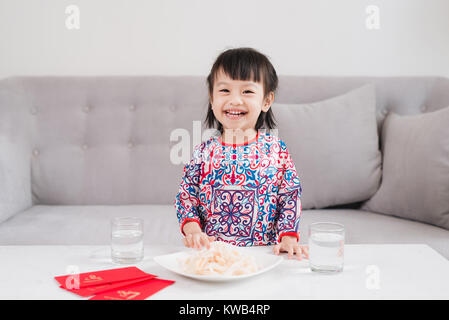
[1,76,448,206]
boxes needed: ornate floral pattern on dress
[175,132,303,246]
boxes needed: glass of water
[111,217,144,264]
[308,222,345,273]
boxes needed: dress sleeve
[174,144,203,235]
[276,142,303,243]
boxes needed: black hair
[205,47,278,134]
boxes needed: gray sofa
[1,76,448,258]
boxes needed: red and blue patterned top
[174,131,303,246]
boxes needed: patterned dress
[174,131,303,246]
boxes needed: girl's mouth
[224,110,247,120]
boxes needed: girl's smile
[223,108,247,120]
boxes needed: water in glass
[111,217,144,264]
[308,222,344,273]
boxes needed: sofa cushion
[361,106,449,230]
[0,205,447,259]
[271,84,381,209]
[0,85,33,223]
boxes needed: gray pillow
[272,84,381,209]
[361,106,449,230]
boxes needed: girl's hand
[182,221,215,250]
[183,231,216,250]
[273,235,309,260]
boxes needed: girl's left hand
[273,235,309,260]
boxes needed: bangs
[213,49,263,84]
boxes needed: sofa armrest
[0,79,32,223]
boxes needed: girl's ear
[262,92,275,112]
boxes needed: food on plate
[179,241,259,276]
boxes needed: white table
[0,244,448,300]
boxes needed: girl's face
[210,68,274,134]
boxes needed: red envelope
[55,266,152,289]
[89,278,175,300]
[60,275,156,297]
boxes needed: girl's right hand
[182,221,215,249]
[183,231,215,250]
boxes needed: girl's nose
[229,93,243,105]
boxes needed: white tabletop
[0,244,448,300]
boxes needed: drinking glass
[111,217,144,264]
[308,222,345,273]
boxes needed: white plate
[153,247,283,282]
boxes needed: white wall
[0,0,448,79]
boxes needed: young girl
[174,48,308,260]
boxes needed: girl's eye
[218,89,253,94]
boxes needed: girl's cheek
[212,96,223,107]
